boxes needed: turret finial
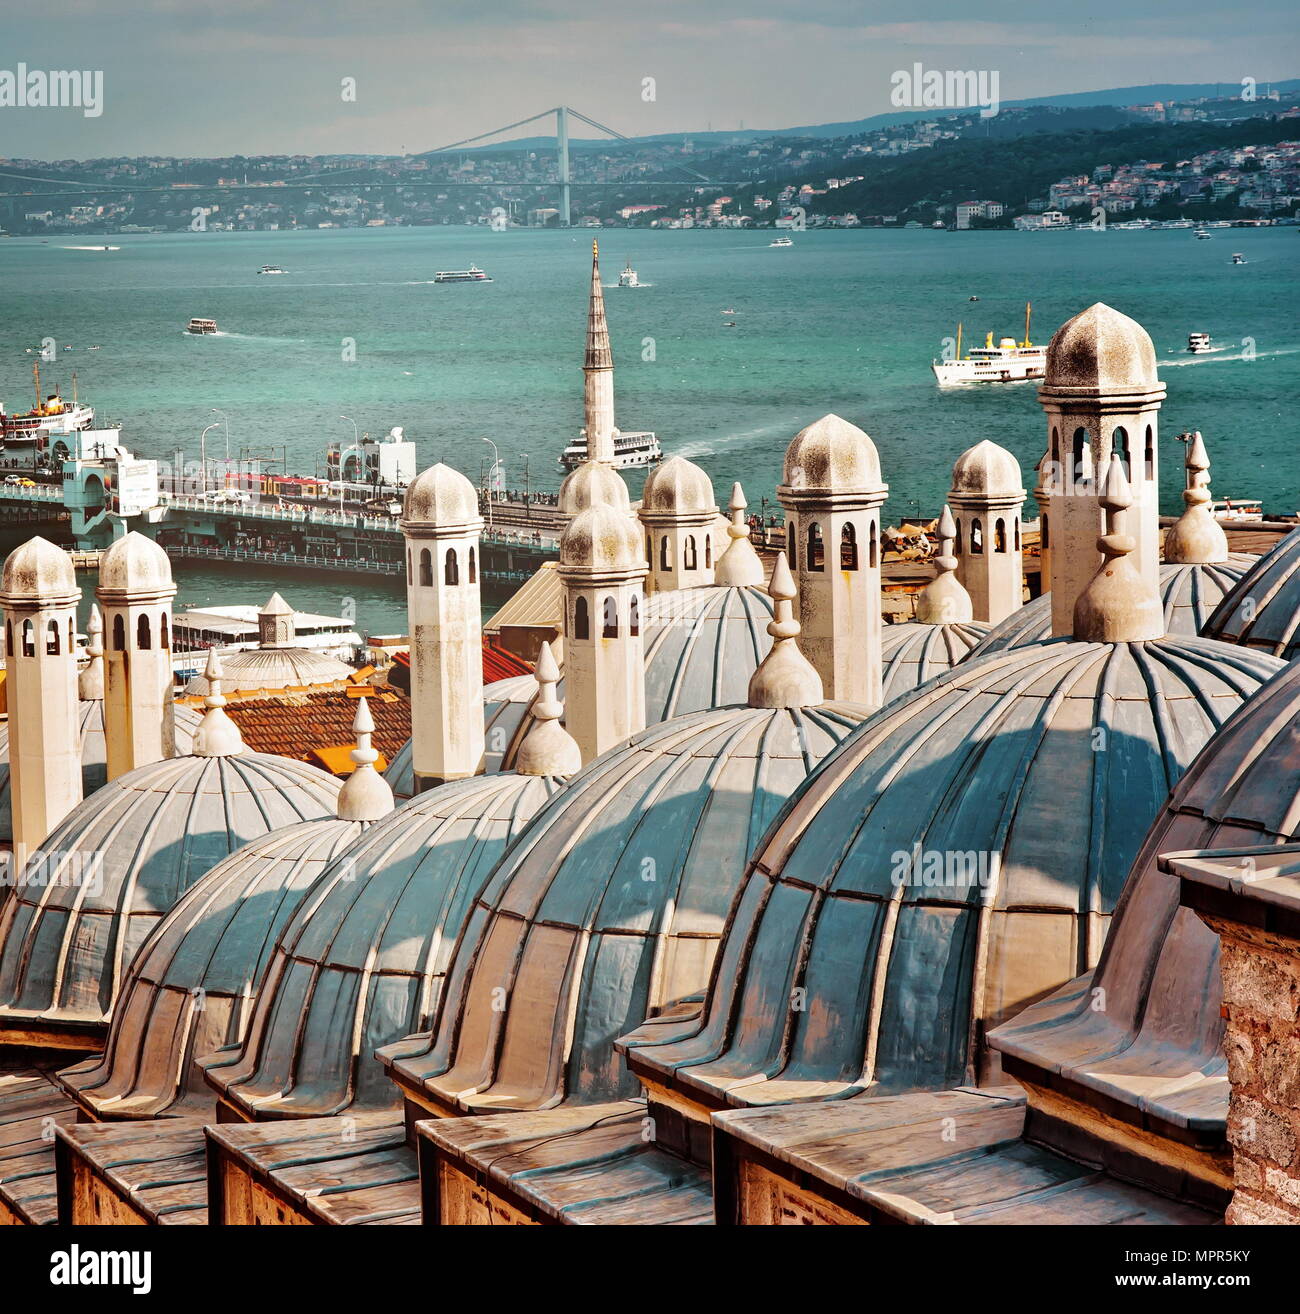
[747,553,824,709]
[1163,431,1229,565]
[78,604,105,700]
[515,641,582,777]
[1072,456,1164,643]
[337,696,395,821]
[915,505,974,625]
[192,648,246,757]
[715,481,765,587]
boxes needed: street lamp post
[481,437,500,531]
[211,409,230,492]
[523,455,530,520]
[339,416,359,512]
[200,422,219,496]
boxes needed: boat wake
[61,244,120,251]
[1159,345,1300,367]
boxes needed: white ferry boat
[1187,332,1214,354]
[258,265,286,275]
[434,266,492,283]
[1,364,95,448]
[931,303,1046,387]
[1211,498,1263,522]
[769,236,793,248]
[1194,228,1212,240]
[617,259,646,288]
[560,428,662,471]
[186,318,218,335]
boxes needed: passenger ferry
[769,236,793,248]
[186,318,218,335]
[617,259,647,288]
[931,303,1046,386]
[257,265,286,275]
[1194,228,1212,240]
[560,428,662,471]
[434,266,492,283]
[1,364,95,448]
[1187,332,1214,354]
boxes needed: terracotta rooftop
[223,690,411,773]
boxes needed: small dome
[202,771,566,1117]
[1044,302,1159,394]
[1202,526,1300,661]
[781,414,884,495]
[97,532,173,595]
[0,751,340,1037]
[0,701,201,845]
[640,456,716,517]
[0,536,76,600]
[950,440,1024,499]
[621,636,1282,1109]
[183,647,354,695]
[379,701,869,1114]
[880,620,991,702]
[559,503,643,571]
[966,558,1257,660]
[991,656,1300,1134]
[55,817,369,1119]
[557,461,630,515]
[401,463,480,529]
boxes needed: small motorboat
[1232,252,1247,265]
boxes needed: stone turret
[258,591,296,648]
[639,456,718,594]
[948,440,1025,623]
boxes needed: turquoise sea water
[1,226,1295,634]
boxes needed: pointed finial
[1163,431,1228,565]
[747,554,824,709]
[337,696,395,821]
[915,506,973,624]
[78,604,105,700]
[514,642,582,777]
[593,239,599,260]
[715,481,765,587]
[192,648,246,756]
[1072,457,1164,642]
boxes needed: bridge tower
[556,106,571,228]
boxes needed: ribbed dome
[880,620,991,702]
[965,559,1255,660]
[641,456,716,516]
[183,646,354,695]
[1044,302,1159,394]
[97,531,172,595]
[202,772,564,1117]
[0,535,76,599]
[780,414,883,494]
[379,701,868,1114]
[557,461,631,515]
[55,817,370,1119]
[0,752,340,1036]
[0,701,201,844]
[559,503,643,570]
[620,637,1283,1110]
[950,440,1023,498]
[1203,526,1300,661]
[990,655,1300,1134]
[401,462,480,528]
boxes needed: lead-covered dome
[780,413,883,494]
[1202,526,1300,661]
[991,655,1300,1136]
[183,646,354,695]
[401,462,480,528]
[880,620,990,702]
[641,456,716,516]
[559,503,643,570]
[380,700,868,1114]
[201,770,566,1117]
[1044,302,1159,395]
[97,531,173,595]
[620,636,1283,1110]
[1,535,76,599]
[950,440,1024,498]
[557,461,631,515]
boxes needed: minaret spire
[1163,431,1229,565]
[583,240,616,464]
[915,506,973,624]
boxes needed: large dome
[620,637,1283,1110]
[965,559,1255,660]
[1203,526,1300,661]
[183,646,354,695]
[990,655,1300,1133]
[201,771,566,1118]
[879,620,990,702]
[55,817,370,1119]
[0,750,340,1040]
[380,700,868,1115]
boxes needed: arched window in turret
[468,547,477,584]
[160,615,170,649]
[20,620,34,658]
[418,548,432,587]
[1071,427,1089,490]
[1144,425,1155,481]
[971,518,984,555]
[1112,426,1130,477]
[602,595,618,638]
[660,537,671,572]
[444,547,459,586]
[1050,426,1060,469]
[67,618,73,650]
[840,523,858,571]
[645,535,653,567]
[1014,519,1021,550]
[995,518,1007,553]
[573,596,589,640]
[112,615,126,652]
[406,549,412,583]
[704,535,712,568]
[1042,515,1050,550]
[869,521,878,569]
[684,536,697,571]
[807,521,824,572]
[4,622,10,656]
[137,614,151,650]
[46,618,60,655]
[629,594,640,637]
[788,527,797,570]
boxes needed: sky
[2,0,1298,160]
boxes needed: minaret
[97,531,178,780]
[1163,432,1229,565]
[258,592,296,648]
[79,605,105,701]
[336,697,395,821]
[714,482,766,588]
[638,455,718,594]
[557,503,647,763]
[915,506,974,625]
[1073,456,1164,643]
[400,463,485,790]
[1,536,83,869]
[747,554,824,708]
[192,649,245,757]
[512,641,583,777]
[948,439,1026,624]
[1039,303,1165,636]
[777,413,888,708]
